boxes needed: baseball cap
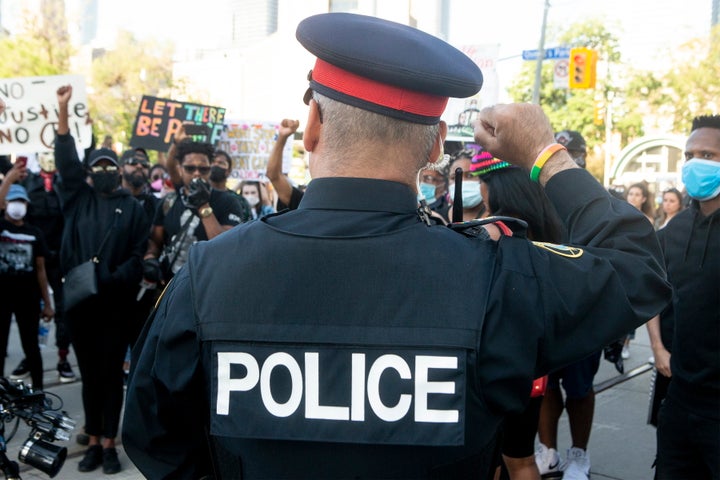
[120,149,149,166]
[6,184,30,202]
[296,13,483,125]
[87,148,119,167]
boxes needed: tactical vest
[189,219,502,478]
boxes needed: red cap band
[312,59,448,118]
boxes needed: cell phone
[16,156,27,167]
[183,124,210,136]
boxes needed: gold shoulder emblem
[532,241,584,258]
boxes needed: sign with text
[130,95,226,151]
[522,46,571,61]
[0,75,91,155]
[216,121,293,181]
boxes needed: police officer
[123,12,670,479]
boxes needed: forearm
[35,259,52,306]
[57,102,70,135]
[165,142,182,186]
[646,315,666,352]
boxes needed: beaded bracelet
[529,143,567,182]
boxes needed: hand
[41,304,54,321]
[5,161,27,183]
[259,182,272,206]
[473,103,555,169]
[175,124,191,144]
[56,85,72,106]
[652,345,672,378]
[142,258,162,283]
[279,119,300,139]
[186,177,211,209]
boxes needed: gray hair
[313,92,439,170]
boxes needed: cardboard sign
[0,75,91,155]
[217,121,293,181]
[130,95,226,151]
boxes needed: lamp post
[532,0,551,105]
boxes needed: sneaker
[535,443,563,478]
[10,359,30,380]
[57,361,77,383]
[102,447,122,474]
[563,447,591,480]
[78,445,103,472]
[621,345,630,359]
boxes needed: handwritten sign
[0,75,91,155]
[216,121,293,181]
[130,95,226,151]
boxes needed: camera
[0,378,75,478]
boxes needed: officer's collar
[299,177,418,214]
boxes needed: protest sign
[216,121,293,181]
[0,75,91,155]
[130,95,226,151]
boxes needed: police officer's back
[123,13,670,480]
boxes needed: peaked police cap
[296,13,483,125]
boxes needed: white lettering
[367,354,412,422]
[351,353,365,421]
[260,352,303,417]
[216,352,259,415]
[415,356,459,423]
[305,352,349,420]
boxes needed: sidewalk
[6,323,659,480]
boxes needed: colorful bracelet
[529,143,567,182]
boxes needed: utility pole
[532,0,551,105]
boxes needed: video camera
[0,377,75,478]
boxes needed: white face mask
[6,201,27,220]
[243,194,260,207]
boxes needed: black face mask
[91,172,120,194]
[209,166,228,183]
[123,170,148,189]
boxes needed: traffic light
[569,48,597,89]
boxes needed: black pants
[68,294,128,439]
[656,395,720,479]
[0,286,43,390]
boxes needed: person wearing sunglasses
[53,84,150,474]
[144,139,245,283]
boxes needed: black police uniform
[124,170,669,479]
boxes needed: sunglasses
[182,165,211,175]
[90,165,118,173]
[126,158,150,168]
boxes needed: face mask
[123,170,148,189]
[418,182,436,203]
[244,194,260,207]
[449,181,482,208]
[682,159,720,201]
[91,172,120,194]
[5,201,26,220]
[209,166,228,183]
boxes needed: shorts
[548,351,601,399]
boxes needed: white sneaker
[563,447,591,480]
[535,443,563,478]
[621,345,630,359]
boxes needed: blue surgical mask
[418,182,436,203]
[449,181,483,208]
[682,159,720,201]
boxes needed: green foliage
[89,31,174,150]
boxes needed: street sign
[522,46,571,61]
[553,59,569,89]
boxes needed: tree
[0,0,72,77]
[89,30,175,151]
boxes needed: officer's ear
[303,99,322,153]
[427,121,448,165]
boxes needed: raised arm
[266,119,299,206]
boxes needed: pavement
[4,322,660,480]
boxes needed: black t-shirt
[154,188,244,275]
[276,186,305,211]
[134,191,160,225]
[0,218,49,291]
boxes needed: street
[5,321,659,480]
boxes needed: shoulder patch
[532,241,584,258]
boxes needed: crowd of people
[0,12,717,480]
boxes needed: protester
[209,149,252,221]
[626,182,655,224]
[417,163,451,224]
[654,114,720,480]
[446,146,486,222]
[266,119,305,210]
[123,12,669,479]
[654,188,684,230]
[554,130,587,169]
[54,85,149,474]
[0,183,54,391]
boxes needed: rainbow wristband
[529,143,567,182]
